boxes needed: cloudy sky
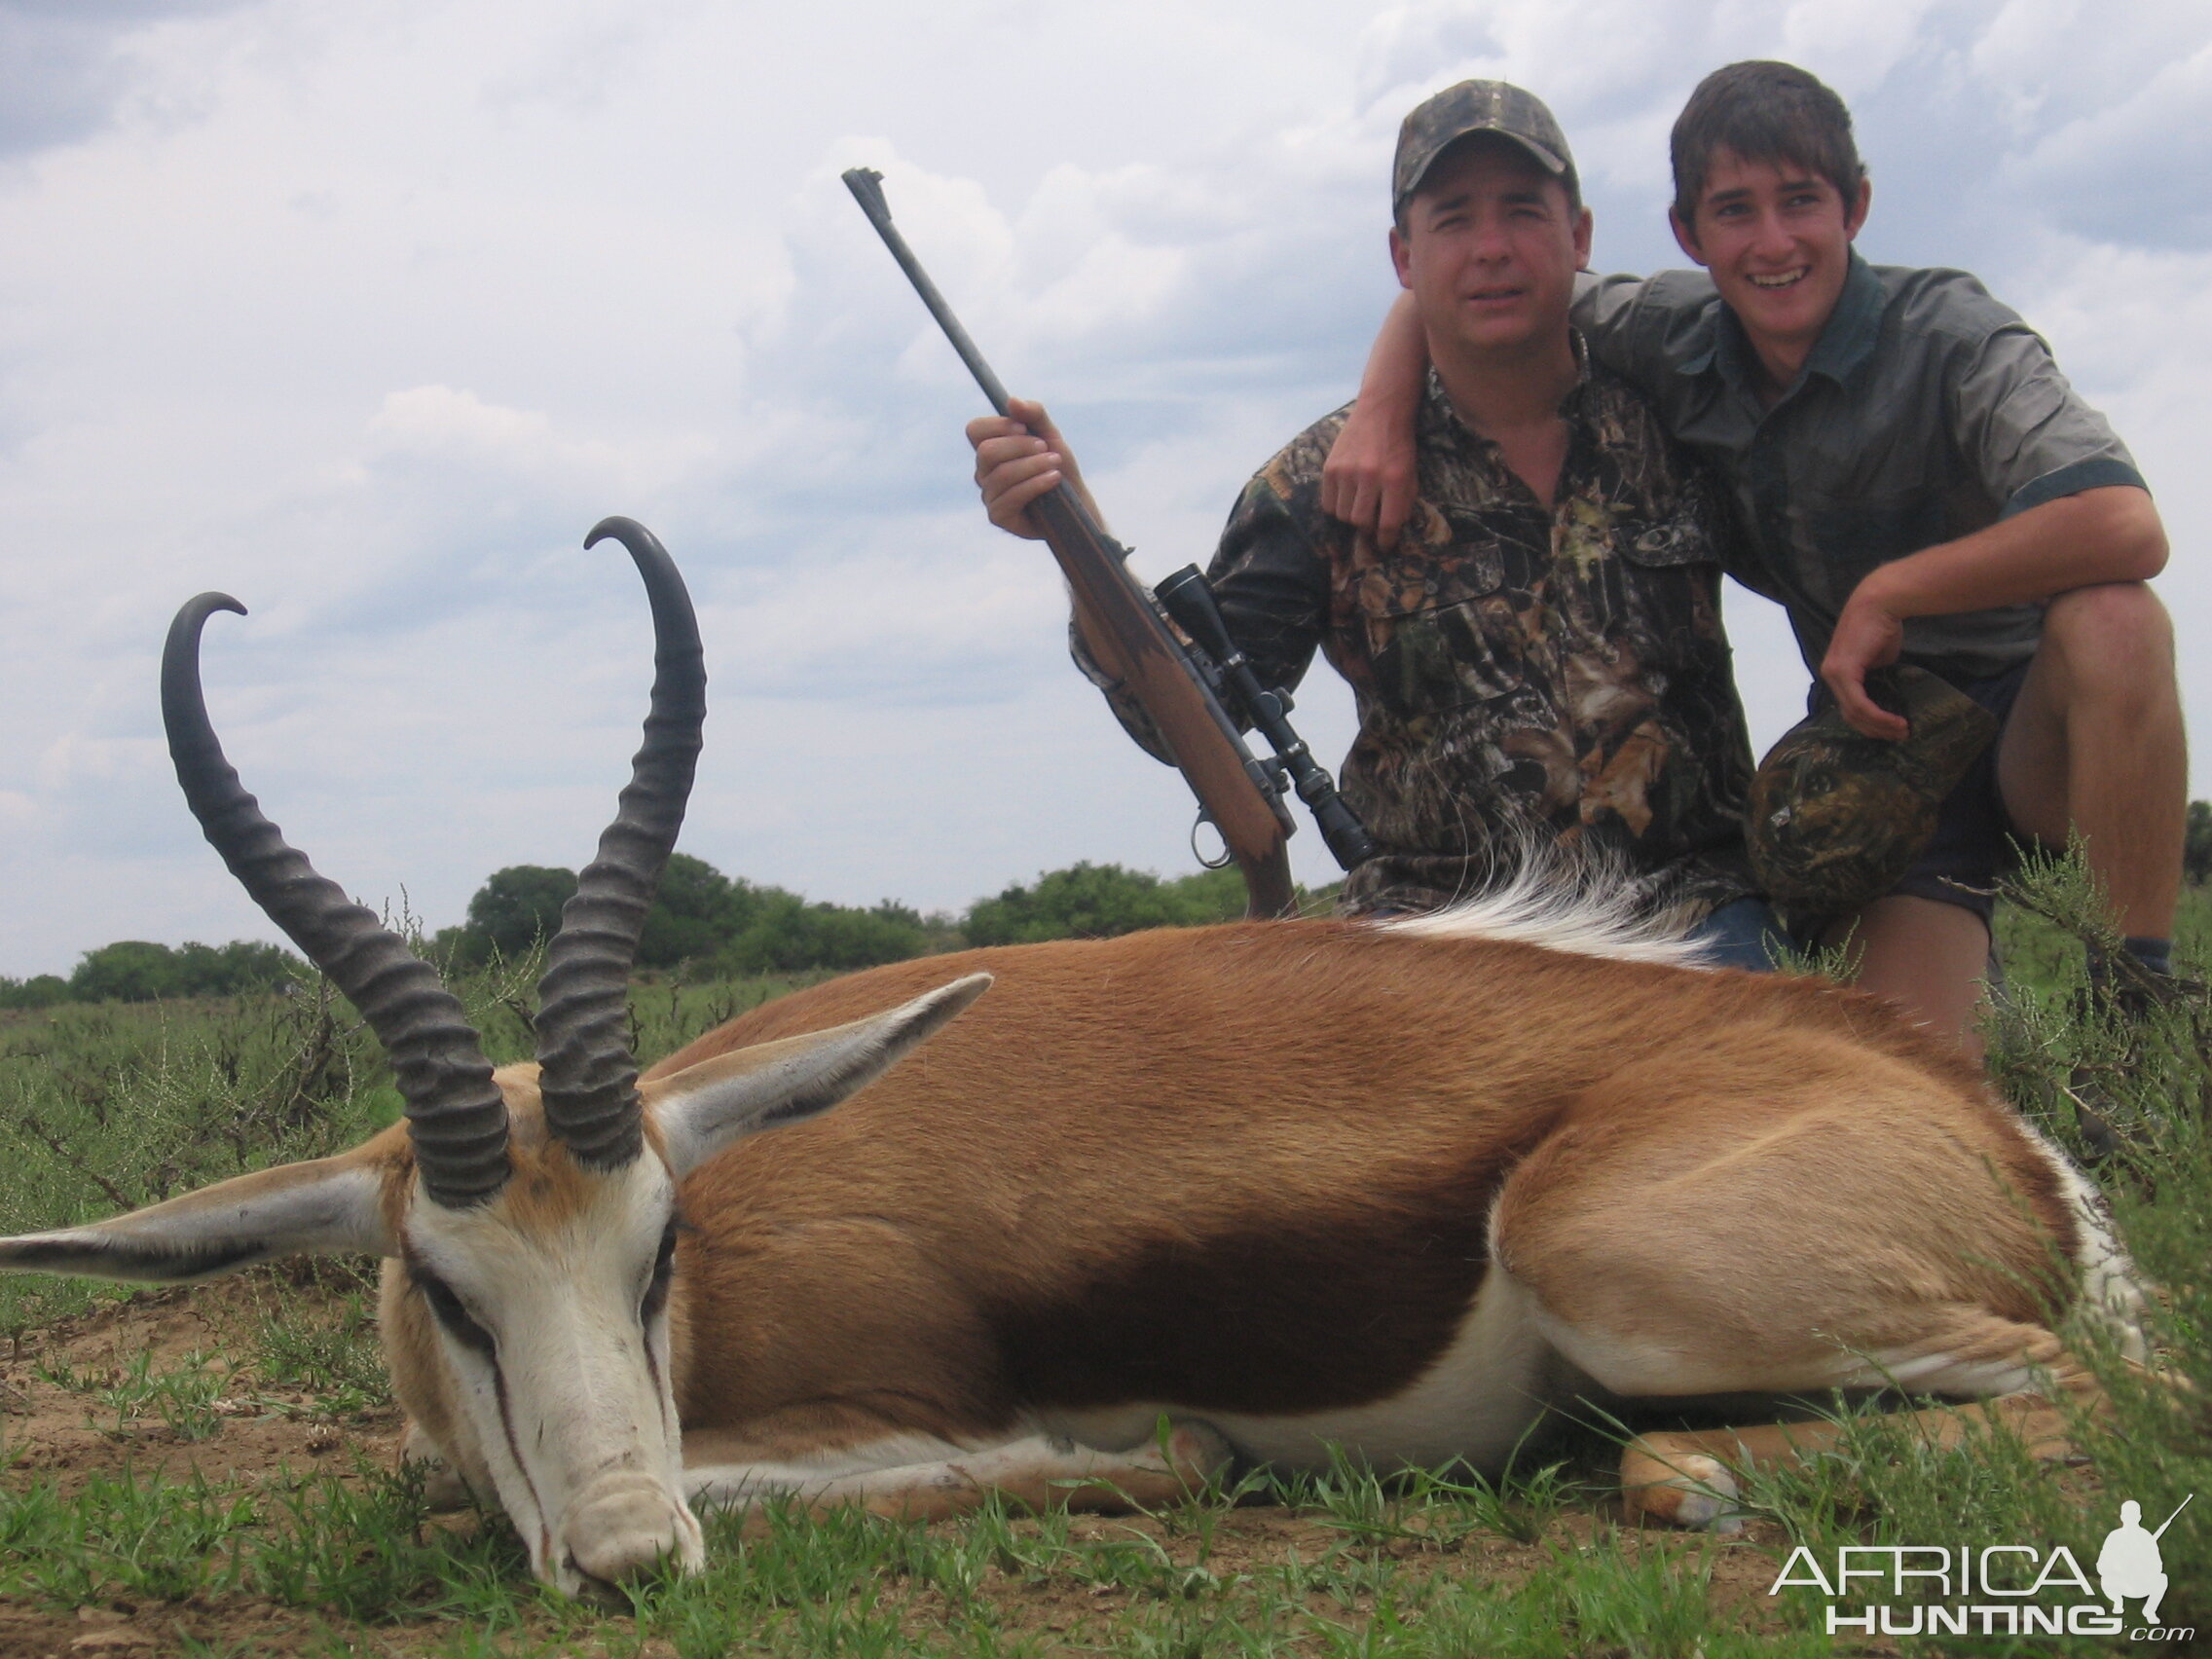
[1,0,2206,977]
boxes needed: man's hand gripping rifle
[844,167,1373,913]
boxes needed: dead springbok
[0,518,2147,1594]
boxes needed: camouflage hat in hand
[1747,665,2000,915]
[1393,81,1577,217]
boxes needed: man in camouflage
[970,82,1777,959]
[1326,62,2183,1054]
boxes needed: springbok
[0,519,2146,1594]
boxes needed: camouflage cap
[1393,81,1577,218]
[1746,665,2000,915]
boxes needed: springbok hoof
[1620,1444,1743,1532]
[398,1420,477,1513]
[1161,1420,1235,1490]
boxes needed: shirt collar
[1421,329,1596,439]
[1677,250,1884,392]
[1801,251,1884,384]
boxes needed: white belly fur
[1031,1267,1557,1475]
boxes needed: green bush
[715,894,932,975]
[639,853,749,968]
[0,974,69,1011]
[18,855,1270,1014]
[62,939,303,1005]
[451,863,578,966]
[964,861,1246,945]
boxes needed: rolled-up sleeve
[1943,318,2146,520]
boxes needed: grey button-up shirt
[1573,254,2146,684]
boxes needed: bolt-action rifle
[847,166,1365,919]
[1154,567,1376,873]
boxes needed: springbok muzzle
[561,1472,705,1586]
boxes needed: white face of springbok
[0,515,952,1592]
[391,976,989,1590]
[0,973,990,1594]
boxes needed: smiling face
[1670,146,1870,386]
[1390,136,1592,371]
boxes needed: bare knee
[1825,897,1991,1054]
[2040,583,2175,689]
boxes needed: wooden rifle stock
[842,167,1296,919]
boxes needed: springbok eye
[414,1265,497,1360]
[641,1222,678,1321]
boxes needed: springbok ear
[649,973,991,1178]
[0,1155,394,1284]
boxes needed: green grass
[0,863,2204,1653]
[0,952,830,1336]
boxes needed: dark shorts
[1843,659,2034,925]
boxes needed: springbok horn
[162,595,511,1208]
[534,518,706,1168]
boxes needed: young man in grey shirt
[1326,61,2183,1057]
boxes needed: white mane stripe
[1371,859,1715,969]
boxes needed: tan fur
[628,921,2120,1502]
[12,912,2127,1564]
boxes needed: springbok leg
[683,1420,1232,1523]
[1487,1053,2117,1531]
[1620,1386,2094,1530]
[397,1419,479,1513]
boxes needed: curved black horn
[163,594,511,1208]
[534,518,706,1168]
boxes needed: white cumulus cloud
[0,0,2206,977]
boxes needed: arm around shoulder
[1321,291,1425,549]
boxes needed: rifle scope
[1155,566,1377,873]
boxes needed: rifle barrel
[841,166,1298,919]
[842,169,1013,416]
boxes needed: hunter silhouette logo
[2099,1496,2189,1627]
[1768,1493,2195,1641]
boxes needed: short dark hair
[1670,61,1863,227]
[1395,131,1582,236]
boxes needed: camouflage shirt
[1084,351,1757,917]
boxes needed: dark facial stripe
[643,1318,669,1443]
[490,1350,549,1561]
[409,1261,496,1360]
[642,1223,677,1321]
[403,1250,551,1562]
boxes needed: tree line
[0,939,302,1011]
[12,806,2210,1011]
[0,856,1252,1009]
[434,854,1248,974]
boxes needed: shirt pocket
[1610,513,1723,671]
[1353,535,1526,718]
[1615,514,1715,569]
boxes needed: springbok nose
[562,1476,698,1585]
